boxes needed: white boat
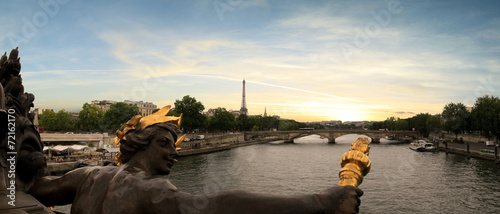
[409,140,436,152]
[384,135,395,140]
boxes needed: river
[54,134,500,213]
[168,134,500,214]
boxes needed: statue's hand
[320,185,363,214]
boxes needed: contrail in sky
[183,73,362,102]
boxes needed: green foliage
[442,102,469,138]
[236,114,252,131]
[208,108,235,132]
[88,142,94,147]
[100,102,138,131]
[395,119,409,131]
[413,113,431,137]
[385,117,397,130]
[174,95,206,132]
[426,114,442,134]
[369,121,385,130]
[258,116,280,131]
[76,103,104,131]
[38,110,57,131]
[252,125,260,131]
[471,95,500,140]
[38,109,75,132]
[278,120,300,130]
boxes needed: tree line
[37,95,314,133]
[39,94,499,138]
[166,95,311,133]
[38,102,138,132]
[368,95,500,141]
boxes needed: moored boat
[409,140,436,152]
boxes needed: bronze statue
[28,106,363,213]
[0,48,49,193]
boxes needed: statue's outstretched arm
[27,167,88,206]
[168,185,362,214]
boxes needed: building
[319,120,342,126]
[90,100,116,111]
[91,100,157,116]
[123,100,157,116]
[203,108,216,116]
[31,108,54,115]
[230,110,241,117]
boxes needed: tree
[38,109,75,131]
[442,103,469,139]
[370,121,385,130]
[412,113,431,137]
[426,114,442,139]
[100,102,138,131]
[77,103,104,131]
[56,110,75,131]
[471,95,500,140]
[395,119,409,131]
[174,95,206,132]
[384,117,397,130]
[278,120,300,130]
[38,110,57,131]
[258,116,280,131]
[208,108,235,132]
[236,114,252,131]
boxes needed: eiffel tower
[240,79,248,115]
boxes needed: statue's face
[145,128,178,175]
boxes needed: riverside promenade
[438,141,499,163]
[178,138,274,157]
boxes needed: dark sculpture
[0,48,50,213]
[0,48,48,193]
[2,49,363,213]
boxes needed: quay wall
[178,139,273,157]
[180,133,245,149]
[438,143,499,163]
[430,133,495,144]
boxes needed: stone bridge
[40,133,113,148]
[244,130,421,143]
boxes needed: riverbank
[438,141,499,163]
[47,139,274,173]
[178,139,274,157]
[429,132,497,144]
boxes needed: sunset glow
[2,0,499,122]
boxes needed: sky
[1,0,499,122]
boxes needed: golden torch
[338,137,371,187]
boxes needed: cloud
[394,111,415,115]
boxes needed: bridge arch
[244,130,420,144]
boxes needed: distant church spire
[264,107,267,117]
[240,79,248,115]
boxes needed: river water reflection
[169,134,500,213]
